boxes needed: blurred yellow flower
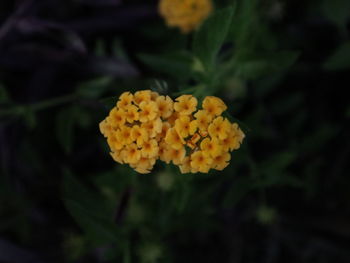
[174,95,197,115]
[107,133,123,151]
[99,120,113,138]
[159,0,213,33]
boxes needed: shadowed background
[1,0,350,262]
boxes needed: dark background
[1,0,350,262]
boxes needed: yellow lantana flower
[190,150,212,173]
[212,152,231,171]
[208,116,231,140]
[100,91,245,174]
[107,133,123,151]
[141,139,159,158]
[139,101,158,123]
[165,146,186,165]
[116,126,133,145]
[134,90,151,105]
[200,137,222,158]
[108,108,125,128]
[175,115,197,138]
[194,110,212,131]
[165,128,185,150]
[125,105,139,123]
[202,96,227,117]
[122,143,141,164]
[131,157,156,174]
[131,125,148,147]
[99,120,113,138]
[141,118,162,138]
[159,0,213,33]
[156,95,174,119]
[174,95,197,115]
[117,91,133,108]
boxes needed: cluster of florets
[159,0,213,33]
[100,90,245,174]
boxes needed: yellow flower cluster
[100,90,245,174]
[159,0,213,33]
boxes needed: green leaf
[222,176,255,208]
[138,52,193,80]
[62,170,119,245]
[56,107,76,154]
[323,42,350,71]
[322,0,350,29]
[193,6,234,71]
[237,51,299,79]
[0,84,10,104]
[76,77,113,99]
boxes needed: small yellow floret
[139,101,159,123]
[179,156,192,174]
[141,118,162,138]
[99,120,113,138]
[122,143,141,164]
[165,146,186,165]
[107,133,123,151]
[174,95,197,115]
[117,92,133,108]
[208,116,231,140]
[165,128,185,150]
[194,110,212,131]
[108,108,125,128]
[116,126,133,145]
[212,152,231,171]
[134,90,151,105]
[125,105,139,123]
[110,150,123,164]
[156,95,174,119]
[190,150,212,173]
[202,96,227,117]
[200,137,222,158]
[140,139,159,158]
[175,115,197,138]
[131,125,148,147]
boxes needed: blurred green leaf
[193,6,234,71]
[56,107,76,154]
[23,107,37,129]
[138,52,193,80]
[0,84,10,103]
[322,0,350,29]
[222,176,255,208]
[323,42,350,71]
[100,96,118,109]
[237,51,299,79]
[62,170,119,245]
[76,77,113,99]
